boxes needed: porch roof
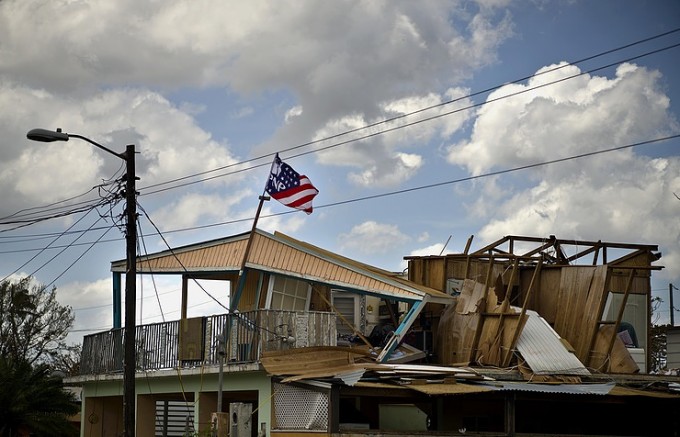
[111,228,453,304]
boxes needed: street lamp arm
[67,133,125,160]
[26,128,124,160]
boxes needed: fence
[80,310,336,375]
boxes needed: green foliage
[0,357,79,437]
[0,276,75,368]
[0,277,80,437]
[650,323,669,371]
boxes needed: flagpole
[237,193,268,278]
[219,159,276,414]
[230,155,278,309]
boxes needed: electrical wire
[2,31,678,247]
[136,202,230,312]
[137,217,166,323]
[2,133,677,258]
[0,30,677,295]
[138,38,680,196]
[138,28,680,195]
[0,174,125,229]
[42,220,117,290]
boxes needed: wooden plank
[178,317,204,361]
[583,266,612,366]
[568,268,597,356]
[470,258,494,363]
[484,259,519,365]
[571,266,608,364]
[589,325,639,373]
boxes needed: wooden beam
[313,286,372,348]
[604,268,636,371]
[463,235,474,255]
[522,237,557,258]
[470,257,494,363]
[471,236,510,255]
[489,258,519,365]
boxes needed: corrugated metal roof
[515,309,590,376]
[474,381,615,395]
[112,229,453,303]
[401,382,494,395]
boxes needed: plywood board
[589,325,639,374]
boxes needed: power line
[3,30,678,245]
[136,202,230,312]
[137,40,680,197]
[137,28,680,194]
[2,133,677,257]
[137,217,166,323]
[1,31,678,288]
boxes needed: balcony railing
[80,309,337,375]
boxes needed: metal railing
[80,310,337,375]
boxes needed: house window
[267,275,310,311]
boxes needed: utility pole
[26,129,138,436]
[670,283,676,327]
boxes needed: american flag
[265,154,319,214]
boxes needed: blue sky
[1,0,679,346]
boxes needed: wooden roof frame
[469,235,660,265]
[404,234,661,267]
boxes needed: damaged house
[69,230,680,437]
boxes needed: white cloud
[0,83,240,215]
[445,61,680,281]
[410,243,447,258]
[339,221,410,255]
[447,63,677,176]
[312,87,475,188]
[348,152,424,188]
[58,279,114,345]
[150,191,252,233]
[0,0,510,195]
[232,106,254,119]
[284,106,303,124]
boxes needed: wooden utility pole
[670,283,676,326]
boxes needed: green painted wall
[80,369,272,437]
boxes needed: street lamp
[27,128,138,437]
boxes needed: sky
[0,0,679,347]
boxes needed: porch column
[181,275,189,319]
[113,272,122,329]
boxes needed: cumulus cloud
[445,62,680,279]
[0,83,240,216]
[313,87,475,187]
[339,221,410,255]
[150,191,252,233]
[447,63,676,176]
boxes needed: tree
[0,357,79,437]
[0,277,75,367]
[0,278,80,437]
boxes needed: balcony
[80,309,337,375]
